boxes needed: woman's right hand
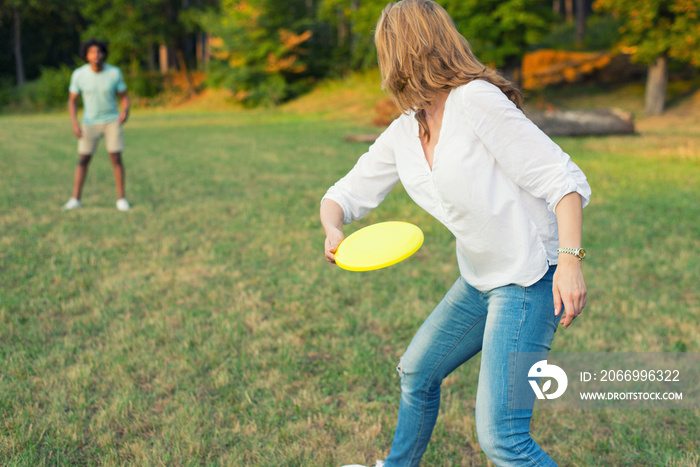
[320,199,346,264]
[324,227,344,264]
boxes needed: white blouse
[322,80,591,291]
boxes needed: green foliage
[77,0,215,72]
[0,77,15,108]
[127,72,164,99]
[78,0,171,66]
[7,0,683,110]
[317,0,559,73]
[191,0,559,104]
[0,0,84,82]
[534,14,623,52]
[27,65,73,109]
[0,69,168,112]
[443,0,556,68]
[0,0,579,109]
[193,0,315,106]
[316,0,386,73]
[594,0,700,65]
[3,65,73,111]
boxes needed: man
[63,38,131,211]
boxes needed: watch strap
[557,247,586,260]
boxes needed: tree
[193,0,315,105]
[575,0,587,46]
[315,0,557,79]
[0,0,84,86]
[594,0,700,115]
[10,2,23,86]
[78,0,215,76]
[79,0,172,72]
[1,0,36,86]
[317,0,386,73]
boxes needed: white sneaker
[62,197,82,210]
[341,462,384,467]
[116,198,131,211]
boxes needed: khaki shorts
[78,120,124,155]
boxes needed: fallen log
[345,108,635,143]
[526,108,635,137]
[344,134,382,143]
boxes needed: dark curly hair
[80,38,108,61]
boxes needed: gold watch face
[578,248,587,259]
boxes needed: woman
[320,1,590,465]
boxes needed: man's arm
[68,92,82,138]
[118,91,130,124]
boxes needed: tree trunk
[196,34,203,69]
[176,49,195,96]
[159,43,169,73]
[564,0,574,22]
[645,55,668,116]
[195,34,210,70]
[503,56,522,88]
[12,5,25,87]
[575,0,586,46]
[337,8,347,47]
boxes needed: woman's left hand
[553,255,587,328]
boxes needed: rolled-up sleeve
[321,124,400,224]
[115,68,127,93]
[459,80,591,212]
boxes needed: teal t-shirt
[68,63,127,125]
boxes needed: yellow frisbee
[335,221,424,272]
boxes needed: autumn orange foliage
[164,71,206,91]
[522,49,615,90]
[210,29,312,74]
[264,30,312,74]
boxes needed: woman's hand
[553,192,586,328]
[320,199,345,264]
[553,255,587,328]
[324,227,344,263]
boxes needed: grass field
[1,80,699,466]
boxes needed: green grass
[1,85,699,466]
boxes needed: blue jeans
[385,266,561,466]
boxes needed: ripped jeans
[384,266,560,467]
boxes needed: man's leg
[64,123,98,210]
[72,154,92,199]
[109,152,125,199]
[105,120,128,209]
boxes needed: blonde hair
[375,0,522,141]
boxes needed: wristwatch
[557,247,586,260]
